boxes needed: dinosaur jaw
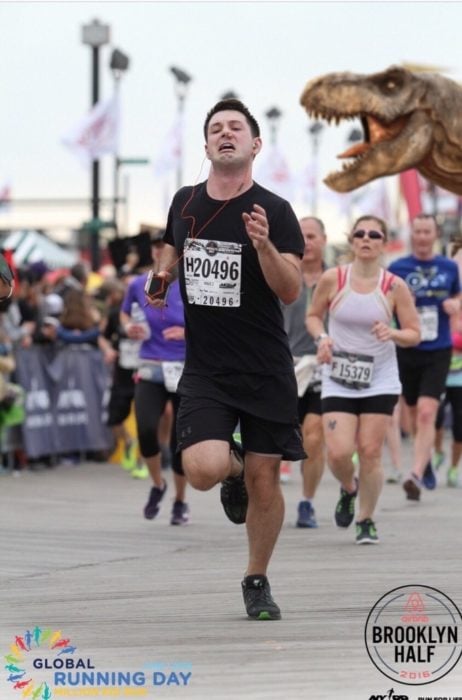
[328,113,417,192]
[307,110,432,192]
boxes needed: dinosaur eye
[378,71,405,93]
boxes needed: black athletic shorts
[436,387,462,442]
[106,371,135,426]
[397,347,452,406]
[321,394,398,416]
[298,388,322,420]
[176,394,306,462]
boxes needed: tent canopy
[1,230,78,269]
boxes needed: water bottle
[130,302,151,340]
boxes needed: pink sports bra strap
[381,271,395,295]
[337,265,348,291]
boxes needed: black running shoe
[170,500,190,526]
[241,575,281,620]
[143,481,167,520]
[334,478,358,528]
[355,518,379,544]
[220,441,247,524]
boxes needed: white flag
[62,95,120,166]
[255,146,295,201]
[153,116,184,177]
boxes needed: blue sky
[1,1,461,239]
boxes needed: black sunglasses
[352,229,385,240]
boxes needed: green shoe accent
[432,451,445,471]
[258,612,271,620]
[121,440,138,471]
[131,464,149,480]
[447,467,458,488]
[351,451,359,467]
[356,518,379,544]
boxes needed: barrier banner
[15,345,112,458]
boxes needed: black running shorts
[298,388,322,420]
[321,394,398,416]
[396,347,452,406]
[176,394,306,462]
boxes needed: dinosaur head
[300,66,434,192]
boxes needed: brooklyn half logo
[364,584,462,685]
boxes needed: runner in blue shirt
[389,213,461,501]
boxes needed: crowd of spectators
[0,227,158,475]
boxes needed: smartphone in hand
[144,271,170,302]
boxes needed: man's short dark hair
[203,99,260,139]
[413,212,438,229]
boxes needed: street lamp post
[82,18,110,270]
[345,128,363,222]
[308,121,324,215]
[110,48,130,236]
[170,66,192,190]
[220,90,239,100]
[265,106,282,147]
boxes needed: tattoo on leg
[328,419,337,431]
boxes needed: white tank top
[322,265,402,398]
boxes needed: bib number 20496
[184,238,242,307]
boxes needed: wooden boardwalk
[1,440,461,699]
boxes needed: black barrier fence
[14,345,112,459]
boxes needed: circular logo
[205,241,218,256]
[365,585,462,686]
[4,627,75,698]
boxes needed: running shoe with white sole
[355,518,379,544]
[296,500,318,528]
[170,500,190,525]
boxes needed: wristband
[315,333,329,346]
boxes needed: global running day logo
[4,628,192,697]
[4,627,74,699]
[365,585,462,686]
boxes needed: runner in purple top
[121,271,189,526]
[121,275,185,362]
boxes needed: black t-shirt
[164,181,304,377]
